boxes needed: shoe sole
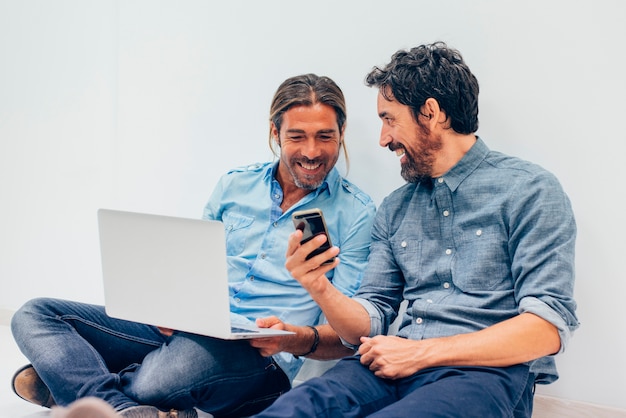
[11,364,56,408]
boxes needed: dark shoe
[11,364,56,408]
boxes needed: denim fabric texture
[253,356,535,418]
[11,298,290,415]
[252,137,577,418]
[351,138,578,383]
[11,161,376,414]
[203,162,376,380]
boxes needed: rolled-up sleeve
[510,170,579,353]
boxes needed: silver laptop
[97,209,294,339]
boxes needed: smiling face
[272,103,343,193]
[376,91,442,183]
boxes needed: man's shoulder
[336,176,375,208]
[375,182,417,211]
[213,162,272,193]
[482,151,563,187]
[226,162,271,175]
[474,138,555,180]
[484,150,548,175]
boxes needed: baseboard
[534,394,626,417]
[0,308,14,326]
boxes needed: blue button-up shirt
[203,161,376,381]
[353,138,578,384]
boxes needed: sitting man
[11,73,376,418]
[253,42,579,418]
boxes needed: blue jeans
[252,356,534,418]
[11,298,290,417]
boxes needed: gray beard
[293,177,323,190]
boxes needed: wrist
[293,325,319,359]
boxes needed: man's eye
[289,136,304,141]
[318,135,333,142]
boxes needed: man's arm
[358,312,560,380]
[284,230,562,379]
[284,230,372,345]
[250,320,355,359]
[250,201,376,359]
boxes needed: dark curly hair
[365,42,479,134]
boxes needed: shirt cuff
[338,297,383,350]
[518,296,572,354]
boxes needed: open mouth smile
[298,161,323,172]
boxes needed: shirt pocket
[222,212,255,255]
[452,226,510,292]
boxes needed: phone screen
[292,209,334,264]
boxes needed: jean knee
[11,298,52,337]
[122,343,205,401]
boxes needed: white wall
[2,0,625,410]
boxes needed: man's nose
[301,138,322,158]
[379,126,392,148]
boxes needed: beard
[287,157,330,190]
[401,158,430,183]
[397,127,442,183]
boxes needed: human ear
[270,122,280,146]
[423,98,439,119]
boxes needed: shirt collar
[435,136,489,192]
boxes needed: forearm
[306,279,371,346]
[425,312,561,368]
[284,230,372,346]
[275,323,354,360]
[295,324,355,360]
[359,312,561,380]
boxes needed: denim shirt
[203,161,376,382]
[352,138,578,384]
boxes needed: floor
[1,324,48,418]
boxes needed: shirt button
[445,249,452,255]
[273,222,278,227]
[249,276,254,281]
[416,317,423,324]
[443,210,450,217]
[235,297,241,302]
[476,229,482,236]
[274,194,280,199]
[443,282,450,289]
[227,225,233,231]
[437,177,444,183]
[427,299,433,303]
[401,241,407,248]
[261,253,266,259]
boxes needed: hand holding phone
[291,208,335,265]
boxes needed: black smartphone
[291,208,335,265]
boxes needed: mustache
[295,157,324,165]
